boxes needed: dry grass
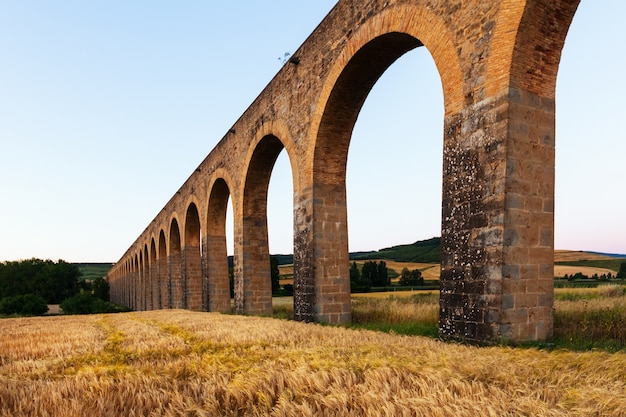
[2,307,626,416]
[554,251,617,262]
[554,286,626,348]
[554,265,616,277]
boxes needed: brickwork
[106,0,582,343]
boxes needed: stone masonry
[106,0,581,344]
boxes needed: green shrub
[0,294,48,316]
[60,292,119,315]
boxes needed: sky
[1,1,625,263]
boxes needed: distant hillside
[75,263,113,280]
[195,242,626,269]
[350,237,441,263]
[241,237,441,265]
[235,238,441,266]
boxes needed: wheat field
[1,310,625,416]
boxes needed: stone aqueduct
[106,0,581,343]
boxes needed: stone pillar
[294,184,351,325]
[157,256,167,309]
[293,188,315,322]
[169,252,183,309]
[183,245,203,311]
[150,259,158,310]
[439,88,555,343]
[238,214,272,316]
[204,235,231,312]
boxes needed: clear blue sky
[1,1,624,263]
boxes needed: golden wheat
[1,309,625,416]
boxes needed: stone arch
[158,229,167,309]
[169,217,183,309]
[150,238,158,310]
[138,249,144,311]
[205,174,234,313]
[309,3,463,145]
[142,244,149,311]
[183,202,202,310]
[133,254,139,311]
[237,134,290,315]
[489,0,580,100]
[299,4,461,324]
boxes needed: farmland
[2,298,626,416]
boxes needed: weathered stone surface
[106,0,581,344]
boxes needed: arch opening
[142,245,148,311]
[184,203,202,311]
[267,149,294,299]
[158,230,167,309]
[169,218,183,308]
[206,178,233,313]
[555,1,626,257]
[348,46,444,262]
[239,134,288,316]
[150,238,157,310]
[312,32,442,323]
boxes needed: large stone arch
[184,201,202,311]
[205,173,235,313]
[236,133,293,316]
[295,3,464,324]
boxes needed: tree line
[350,261,426,292]
[562,262,626,281]
[0,258,112,316]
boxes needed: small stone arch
[133,254,139,311]
[237,134,290,316]
[150,238,158,310]
[169,217,183,309]
[158,229,168,309]
[142,244,149,311]
[184,202,202,311]
[205,175,235,313]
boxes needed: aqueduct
[106,0,581,343]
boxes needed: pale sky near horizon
[1,1,625,263]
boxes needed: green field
[74,263,113,281]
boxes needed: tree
[0,258,81,303]
[0,294,48,316]
[399,268,424,286]
[375,261,389,287]
[350,262,360,282]
[92,277,110,301]
[361,261,376,286]
[359,261,390,287]
[350,262,371,293]
[60,292,118,315]
[270,256,281,294]
[617,262,626,279]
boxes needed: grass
[1,310,626,416]
[552,286,626,351]
[271,286,626,351]
[347,287,626,352]
[555,258,624,273]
